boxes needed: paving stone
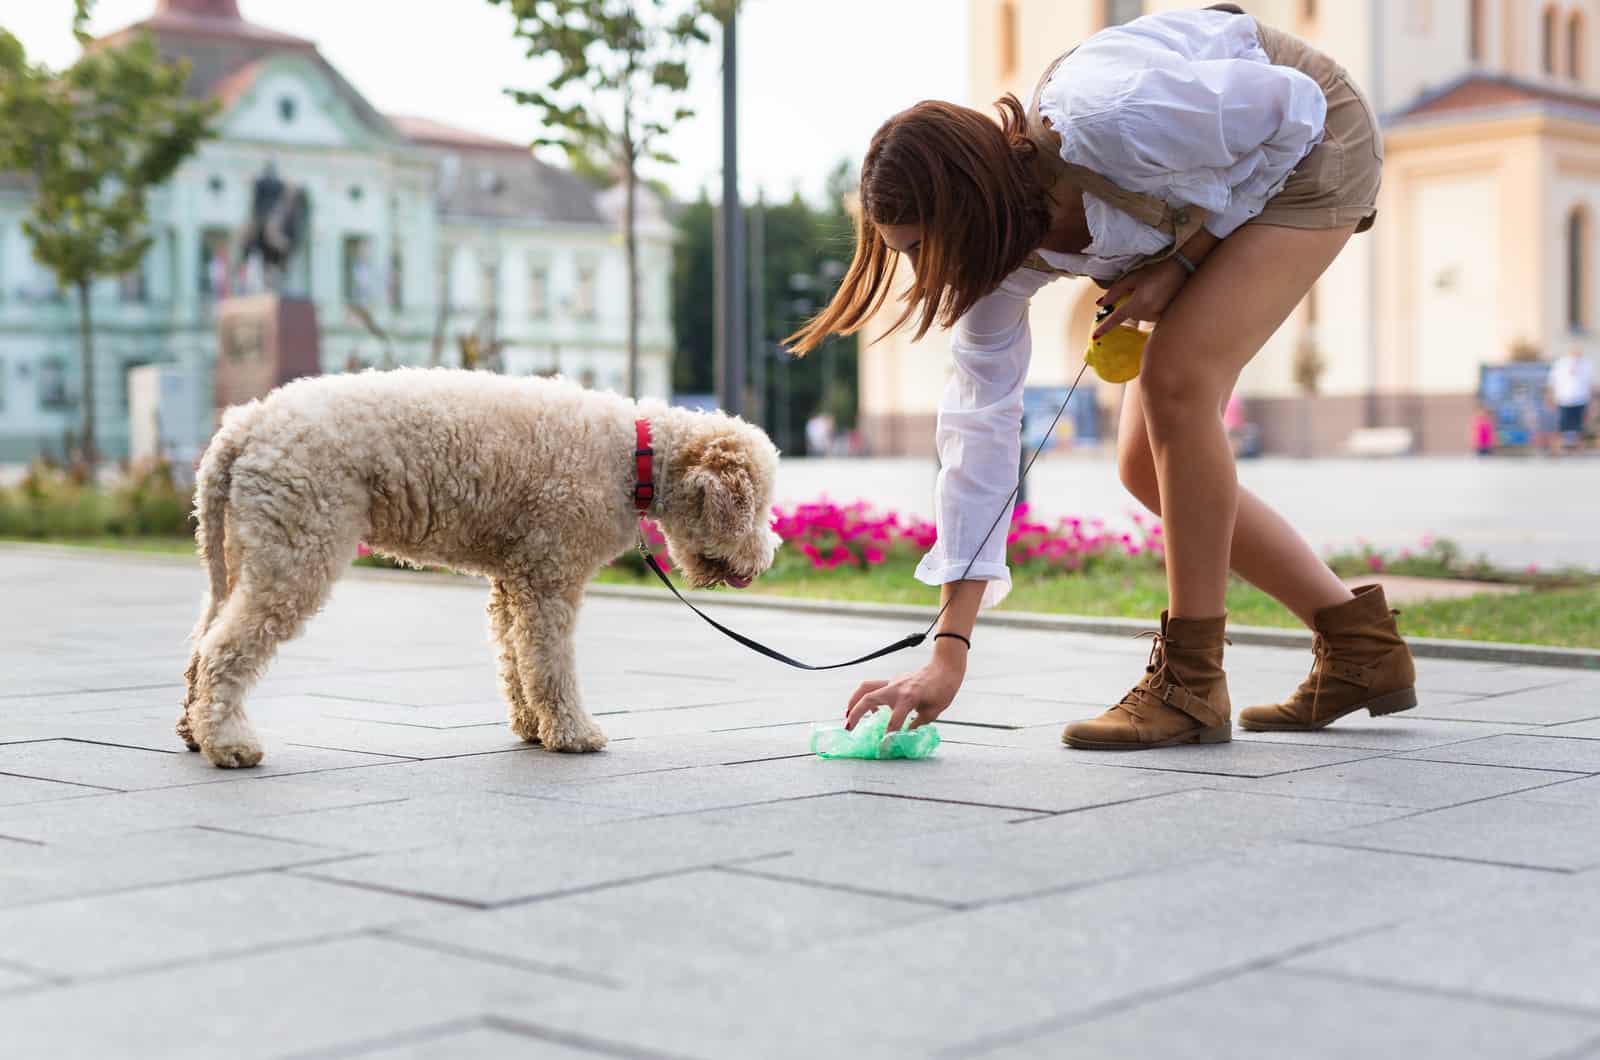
[300,792,1020,906]
[0,827,336,909]
[980,968,1600,1060]
[1233,716,1536,752]
[1220,756,1574,808]
[0,776,409,845]
[490,844,1532,1059]
[533,758,850,814]
[336,1025,607,1059]
[0,772,101,808]
[1400,733,1600,773]
[816,741,1201,812]
[0,738,404,791]
[1546,716,1600,740]
[754,787,1405,905]
[237,791,639,854]
[6,548,1596,1058]
[1290,873,1600,1012]
[0,936,581,1060]
[1067,740,1382,778]
[0,964,49,995]
[1507,773,1600,805]
[1411,661,1577,697]
[1411,686,1600,726]
[396,867,941,986]
[1310,790,1600,870]
[0,873,447,978]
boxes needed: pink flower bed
[630,499,1163,576]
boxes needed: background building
[0,0,672,463]
[859,0,1600,456]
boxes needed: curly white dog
[179,368,780,768]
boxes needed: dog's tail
[193,401,261,617]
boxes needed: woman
[789,4,1417,750]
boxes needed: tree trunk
[624,151,640,399]
[75,279,98,476]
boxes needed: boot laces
[1308,633,1332,722]
[1122,629,1195,712]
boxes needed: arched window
[1568,206,1590,333]
[1543,5,1559,74]
[1569,10,1586,82]
[1469,0,1485,61]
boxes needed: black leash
[640,362,1092,670]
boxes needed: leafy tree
[673,161,859,454]
[493,0,736,399]
[0,1,217,472]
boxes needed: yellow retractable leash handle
[1084,299,1147,383]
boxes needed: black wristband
[934,632,971,650]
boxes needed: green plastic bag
[810,709,941,760]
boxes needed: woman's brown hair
[786,95,1050,355]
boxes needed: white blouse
[913,8,1327,606]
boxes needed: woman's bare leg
[1136,224,1358,620]
[1117,382,1351,628]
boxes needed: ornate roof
[1391,73,1600,127]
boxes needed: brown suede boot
[1062,613,1232,750]
[1239,585,1418,732]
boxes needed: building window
[341,235,373,304]
[1543,5,1559,75]
[998,1,1018,78]
[118,264,147,304]
[1570,11,1586,82]
[38,357,71,411]
[529,262,549,319]
[199,228,231,299]
[278,96,296,123]
[1469,0,1484,60]
[1105,0,1142,26]
[574,262,597,320]
[1568,206,1590,332]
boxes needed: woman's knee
[1139,339,1227,426]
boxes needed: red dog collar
[634,419,654,512]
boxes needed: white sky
[4,0,970,205]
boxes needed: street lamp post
[716,10,745,417]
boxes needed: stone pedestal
[214,294,321,418]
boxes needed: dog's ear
[681,435,755,535]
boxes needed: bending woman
[789,5,1417,750]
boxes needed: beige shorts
[1253,20,1383,233]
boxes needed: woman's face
[877,223,923,269]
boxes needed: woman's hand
[844,641,968,735]
[1093,259,1189,337]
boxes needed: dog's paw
[175,712,201,752]
[540,717,608,754]
[201,716,264,769]
[509,713,544,745]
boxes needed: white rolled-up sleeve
[913,270,1051,609]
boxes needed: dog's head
[661,415,781,590]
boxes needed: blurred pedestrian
[1471,404,1496,457]
[1549,348,1594,454]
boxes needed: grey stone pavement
[779,456,1600,569]
[4,546,1600,1059]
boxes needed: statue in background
[239,162,310,293]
